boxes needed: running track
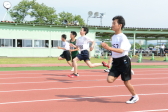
[0,68,168,112]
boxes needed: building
[0,22,168,57]
[0,22,95,57]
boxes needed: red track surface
[0,68,168,112]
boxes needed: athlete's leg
[73,57,80,74]
[107,76,118,83]
[108,57,113,68]
[58,57,64,60]
[85,60,103,68]
[67,61,73,67]
[124,80,136,96]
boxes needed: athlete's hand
[57,46,60,49]
[69,43,75,47]
[101,43,109,50]
[90,46,94,51]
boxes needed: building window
[34,40,49,48]
[17,39,32,47]
[0,39,14,47]
[51,40,63,47]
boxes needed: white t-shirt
[160,45,165,49]
[62,41,70,51]
[111,33,131,58]
[76,36,93,51]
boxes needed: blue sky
[0,0,168,28]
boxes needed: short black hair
[112,16,125,29]
[82,27,89,35]
[71,31,77,37]
[62,34,67,39]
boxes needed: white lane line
[0,93,168,105]
[0,79,106,85]
[1,83,168,93]
[1,77,168,85]
[128,109,168,112]
[0,73,168,80]
[0,69,168,75]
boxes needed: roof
[1,21,168,39]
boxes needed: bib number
[78,45,83,49]
[112,44,119,48]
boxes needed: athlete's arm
[101,43,124,53]
[90,41,95,51]
[57,46,66,50]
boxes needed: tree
[148,44,154,47]
[74,15,85,25]
[10,0,85,25]
[57,12,85,25]
[30,3,57,24]
[131,43,141,49]
[58,12,74,25]
[10,0,35,22]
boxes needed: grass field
[0,57,109,64]
[0,65,168,71]
[142,56,166,61]
[0,56,166,64]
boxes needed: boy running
[69,31,79,71]
[68,27,109,78]
[101,16,139,104]
[58,34,73,68]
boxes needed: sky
[0,0,168,28]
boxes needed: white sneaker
[131,70,134,75]
[126,95,139,104]
[71,67,74,71]
[104,69,110,72]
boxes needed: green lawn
[141,56,166,61]
[0,57,108,64]
[0,65,168,71]
[0,57,167,64]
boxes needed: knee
[88,65,94,68]
[73,58,77,62]
[107,78,114,83]
[124,81,129,85]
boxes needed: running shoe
[104,69,110,72]
[131,70,134,75]
[102,61,109,68]
[68,73,79,78]
[126,95,139,104]
[71,67,74,71]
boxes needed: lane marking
[0,93,168,105]
[0,73,168,80]
[0,69,168,76]
[1,77,168,85]
[0,83,168,93]
[128,109,168,112]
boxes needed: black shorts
[60,51,71,61]
[77,50,90,62]
[108,55,131,81]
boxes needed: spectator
[160,44,165,57]
[152,46,157,55]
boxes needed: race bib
[78,45,83,49]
